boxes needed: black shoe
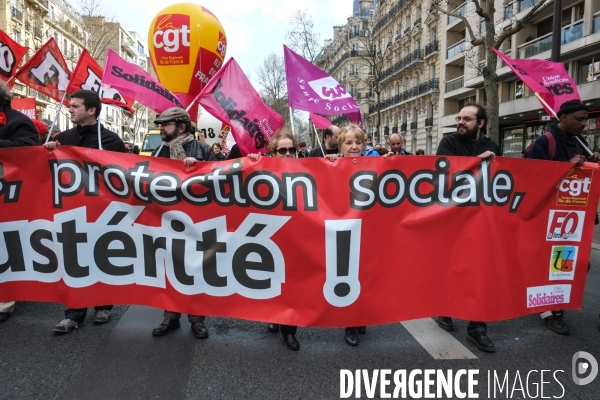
[437,316,454,331]
[357,326,366,334]
[152,318,180,336]
[267,323,279,333]
[0,312,10,323]
[344,328,359,346]
[466,331,495,352]
[544,311,570,335]
[283,333,299,351]
[191,322,209,339]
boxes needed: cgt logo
[557,168,593,206]
[217,32,227,58]
[546,210,585,241]
[153,14,190,63]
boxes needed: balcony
[517,20,584,59]
[414,18,421,27]
[372,0,409,35]
[34,28,42,39]
[445,76,464,92]
[425,40,439,57]
[122,37,137,56]
[404,27,411,35]
[367,79,439,114]
[518,0,541,13]
[410,122,418,130]
[11,7,23,21]
[380,49,423,82]
[594,12,600,34]
[25,21,31,31]
[446,40,466,59]
[477,60,486,76]
[447,2,467,25]
[401,123,408,132]
[425,118,433,127]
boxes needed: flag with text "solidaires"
[284,45,362,126]
[67,49,135,114]
[102,49,184,114]
[15,38,71,103]
[492,48,580,116]
[192,57,284,156]
[0,29,28,83]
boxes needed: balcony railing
[425,118,433,127]
[372,0,410,35]
[504,4,514,19]
[446,40,466,59]
[414,18,422,27]
[477,60,486,76]
[518,0,541,13]
[448,2,467,24]
[404,27,411,35]
[380,49,423,81]
[34,28,42,39]
[367,79,439,114]
[11,7,23,21]
[410,122,418,130]
[37,0,49,9]
[425,40,439,56]
[401,123,408,132]
[517,21,584,59]
[445,76,464,92]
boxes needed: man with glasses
[435,102,500,353]
[150,107,215,339]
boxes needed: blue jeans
[65,305,112,323]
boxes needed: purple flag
[284,45,362,125]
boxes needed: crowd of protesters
[0,80,598,353]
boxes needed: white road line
[401,318,478,360]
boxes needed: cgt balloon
[148,3,227,104]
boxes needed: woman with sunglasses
[327,123,377,346]
[247,130,300,350]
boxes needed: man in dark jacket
[309,125,340,158]
[526,99,599,335]
[43,89,125,333]
[435,102,499,353]
[150,107,211,340]
[388,133,412,155]
[151,107,215,165]
[0,81,37,322]
[297,142,309,158]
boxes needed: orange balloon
[148,3,227,98]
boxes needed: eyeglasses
[276,147,296,155]
[455,116,476,122]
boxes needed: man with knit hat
[526,99,599,335]
[150,107,214,339]
[150,107,214,164]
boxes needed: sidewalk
[593,223,600,251]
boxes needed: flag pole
[45,92,67,143]
[97,115,103,150]
[535,93,593,156]
[288,107,295,135]
[312,123,327,158]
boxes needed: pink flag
[310,112,332,129]
[492,48,580,116]
[192,58,284,156]
[284,45,362,126]
[101,49,184,114]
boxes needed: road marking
[401,318,478,360]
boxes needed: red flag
[15,38,71,103]
[492,48,580,116]
[310,112,332,129]
[192,58,284,156]
[67,49,134,114]
[11,97,37,119]
[0,29,28,82]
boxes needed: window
[430,28,437,42]
[354,25,360,36]
[12,31,21,44]
[429,65,436,79]
[350,64,358,75]
[352,43,358,52]
[350,84,356,97]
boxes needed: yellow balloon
[148,3,227,97]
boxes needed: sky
[97,0,352,87]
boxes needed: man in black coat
[43,89,125,333]
[309,125,340,158]
[526,99,599,335]
[0,81,37,323]
[151,107,215,165]
[435,102,499,353]
[150,107,212,340]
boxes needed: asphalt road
[1,249,599,399]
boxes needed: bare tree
[76,0,121,65]
[286,10,322,63]
[255,52,290,127]
[432,0,552,143]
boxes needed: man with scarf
[150,107,214,339]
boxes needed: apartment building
[438,0,600,157]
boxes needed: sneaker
[92,310,111,324]
[53,319,78,333]
[544,310,570,335]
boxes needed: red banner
[67,49,135,114]
[192,58,284,156]
[14,38,71,103]
[11,97,37,119]
[0,148,598,327]
[0,29,28,82]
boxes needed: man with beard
[435,102,499,353]
[150,107,214,340]
[43,90,125,333]
[525,99,599,335]
[309,124,340,158]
